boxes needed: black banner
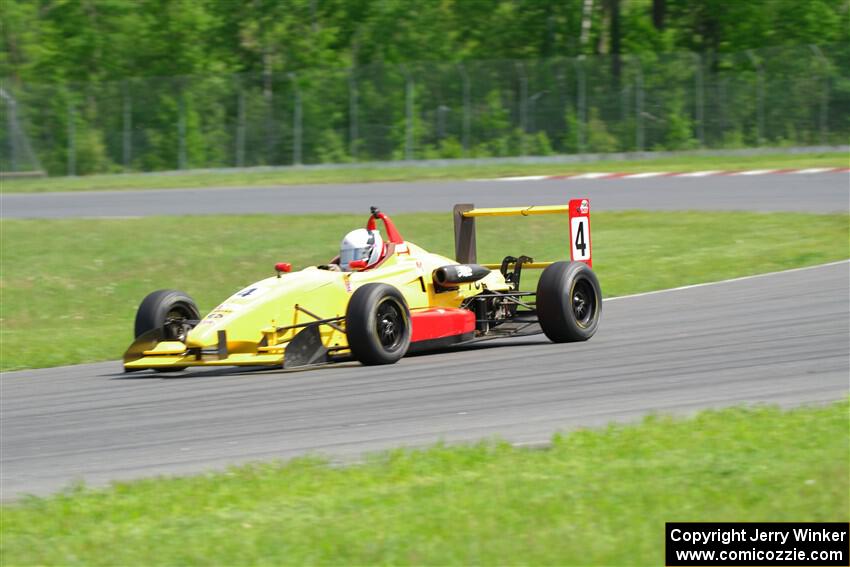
[666,522,849,566]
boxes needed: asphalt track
[2,172,848,218]
[3,261,848,498]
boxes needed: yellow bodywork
[124,241,510,370]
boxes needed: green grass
[1,401,846,565]
[2,152,847,193]
[1,211,847,371]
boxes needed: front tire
[134,289,200,341]
[536,261,601,343]
[346,283,412,365]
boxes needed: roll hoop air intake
[433,264,491,288]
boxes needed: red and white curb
[471,167,849,182]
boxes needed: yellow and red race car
[124,199,601,371]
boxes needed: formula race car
[124,199,601,371]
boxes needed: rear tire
[134,289,200,341]
[536,261,601,343]
[346,283,411,365]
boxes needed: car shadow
[407,335,551,359]
[108,335,551,380]
[107,360,364,380]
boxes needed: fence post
[290,72,302,165]
[745,50,765,145]
[619,71,629,128]
[178,81,187,170]
[809,45,830,145]
[574,56,586,153]
[437,105,450,140]
[529,91,547,135]
[554,61,570,152]
[693,52,705,147]
[516,62,528,155]
[236,78,246,167]
[348,68,358,160]
[634,56,644,152]
[719,76,727,140]
[264,58,275,164]
[122,80,132,171]
[402,65,414,160]
[67,98,76,176]
[556,63,568,132]
[4,92,17,171]
[457,63,471,156]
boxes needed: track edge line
[603,259,849,302]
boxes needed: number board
[568,198,592,266]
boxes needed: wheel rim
[164,305,194,341]
[375,298,405,352]
[571,278,596,328]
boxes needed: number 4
[574,222,587,256]
[570,217,590,261]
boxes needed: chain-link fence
[1,44,847,176]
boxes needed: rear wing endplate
[453,199,592,268]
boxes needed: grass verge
[1,211,847,371]
[2,152,847,193]
[1,400,847,565]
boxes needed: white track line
[621,172,666,179]
[676,170,722,177]
[472,167,848,182]
[604,259,849,302]
[732,169,778,176]
[492,175,550,182]
[567,172,613,179]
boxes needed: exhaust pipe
[433,264,490,287]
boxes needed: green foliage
[2,401,847,564]
[1,0,848,173]
[73,124,113,175]
[474,90,513,156]
[422,136,465,160]
[562,107,581,152]
[586,107,620,153]
[721,128,746,149]
[315,129,351,164]
[529,130,554,155]
[1,210,847,370]
[663,96,698,150]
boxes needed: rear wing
[453,198,592,269]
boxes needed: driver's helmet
[339,228,383,271]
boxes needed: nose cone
[185,269,342,347]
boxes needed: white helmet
[339,228,383,271]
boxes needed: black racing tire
[346,283,412,365]
[134,289,200,341]
[536,261,602,343]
